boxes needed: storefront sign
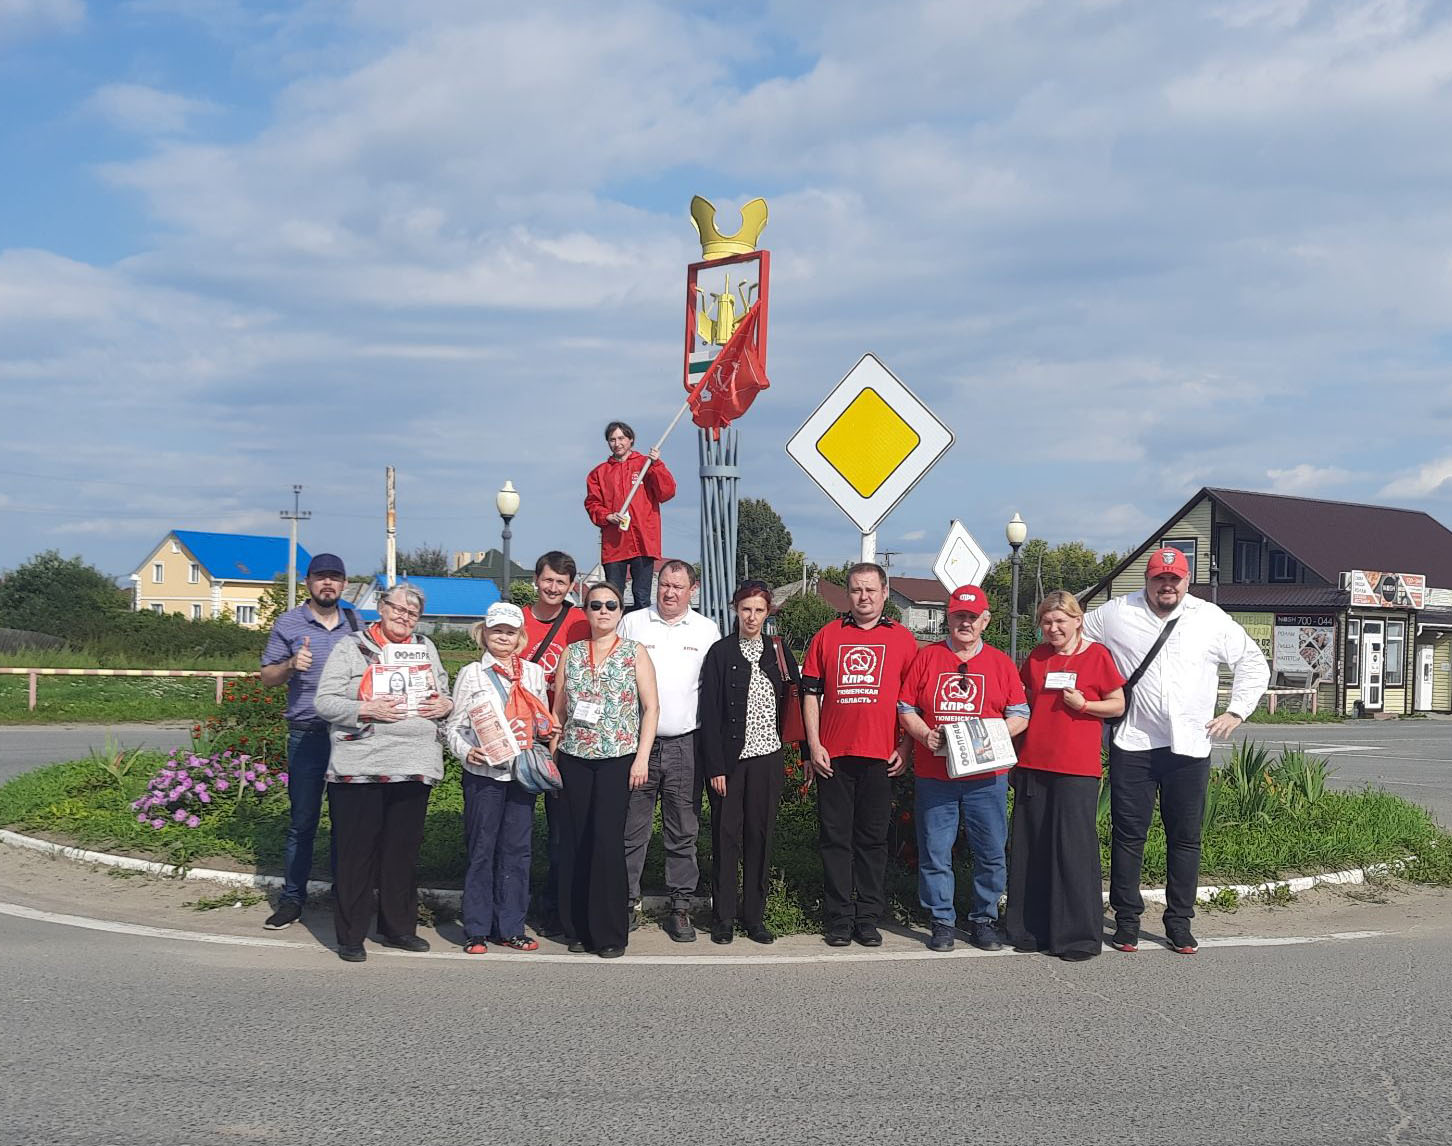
[1273,614,1336,680]
[1347,571,1425,609]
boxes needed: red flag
[685,301,769,439]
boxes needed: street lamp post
[495,481,520,597]
[1005,513,1028,663]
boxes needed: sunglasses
[588,599,621,612]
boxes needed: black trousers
[557,751,633,951]
[536,790,564,922]
[1108,746,1210,929]
[816,756,891,932]
[327,780,431,947]
[1005,769,1103,958]
[708,748,785,928]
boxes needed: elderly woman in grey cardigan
[314,583,451,963]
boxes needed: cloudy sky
[4,0,1452,584]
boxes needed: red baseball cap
[1146,547,1191,580]
[947,585,990,615]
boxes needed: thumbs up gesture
[294,636,313,673]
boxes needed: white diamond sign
[933,520,990,593]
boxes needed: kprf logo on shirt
[933,671,983,717]
[836,644,884,699]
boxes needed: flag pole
[614,396,695,522]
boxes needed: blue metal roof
[173,530,312,584]
[372,574,501,617]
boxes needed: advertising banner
[1273,614,1336,681]
[1347,571,1425,609]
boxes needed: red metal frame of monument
[681,249,770,399]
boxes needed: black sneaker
[1110,926,1139,953]
[1165,925,1198,954]
[378,933,430,953]
[969,921,1003,952]
[263,900,302,930]
[852,923,883,947]
[927,923,955,952]
[665,909,697,943]
[337,944,366,963]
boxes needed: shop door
[1361,620,1384,711]
[1415,646,1434,711]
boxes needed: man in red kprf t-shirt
[898,585,1029,954]
[520,550,590,936]
[801,563,919,948]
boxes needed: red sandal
[463,936,489,955]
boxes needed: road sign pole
[860,530,877,565]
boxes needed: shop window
[1345,620,1360,684]
[1386,621,1405,686]
[1161,538,1197,580]
[1233,539,1260,583]
[1268,550,1298,583]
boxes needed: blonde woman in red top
[1007,590,1125,961]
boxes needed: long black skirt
[1004,768,1103,959]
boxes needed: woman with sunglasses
[550,581,659,957]
[314,583,452,962]
[697,580,801,944]
[1006,591,1124,961]
[898,585,1029,954]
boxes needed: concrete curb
[0,827,1408,913]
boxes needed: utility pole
[279,484,311,609]
[878,549,901,592]
[385,467,397,588]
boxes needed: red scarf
[490,654,557,749]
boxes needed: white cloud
[1265,464,1355,494]
[83,82,219,135]
[1381,457,1452,500]
[0,0,82,41]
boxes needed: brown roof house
[1082,488,1452,717]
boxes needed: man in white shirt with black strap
[617,558,721,942]
[1083,547,1268,956]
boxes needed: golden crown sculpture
[690,195,769,260]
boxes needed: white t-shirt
[1083,590,1269,758]
[617,606,721,737]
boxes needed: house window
[188,563,200,584]
[1161,538,1197,580]
[235,605,256,625]
[1233,539,1260,583]
[152,563,164,583]
[1345,620,1360,684]
[1268,550,1298,583]
[1386,621,1405,687]
[191,604,203,620]
[150,603,164,615]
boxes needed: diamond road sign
[785,353,954,534]
[933,520,990,593]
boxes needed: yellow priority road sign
[786,353,954,534]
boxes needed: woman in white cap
[446,601,556,953]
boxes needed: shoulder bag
[1102,616,1179,746]
[772,636,807,746]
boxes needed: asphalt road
[1221,718,1452,826]
[0,723,191,785]
[3,889,1451,1146]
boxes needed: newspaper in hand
[941,716,1018,778]
[467,700,521,769]
[366,662,437,716]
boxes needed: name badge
[573,699,603,726]
[1044,671,1077,690]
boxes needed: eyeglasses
[588,599,621,612]
[382,601,420,619]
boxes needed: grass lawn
[0,675,224,725]
[3,751,1448,935]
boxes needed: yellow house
[129,530,311,629]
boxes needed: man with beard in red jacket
[584,421,677,612]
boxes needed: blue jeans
[281,728,333,903]
[603,555,654,611]
[915,772,1008,925]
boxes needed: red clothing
[899,641,1027,781]
[802,618,918,761]
[1017,640,1125,776]
[584,451,677,563]
[521,605,591,700]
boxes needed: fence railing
[0,667,254,710]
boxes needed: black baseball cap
[307,553,347,577]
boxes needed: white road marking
[0,900,1387,965]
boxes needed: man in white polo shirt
[617,558,721,941]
